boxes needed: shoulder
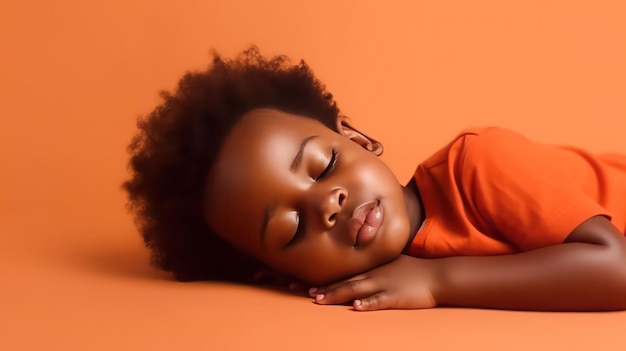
[455,127,532,167]
[458,126,528,150]
[435,126,522,164]
[419,126,528,171]
[443,126,546,187]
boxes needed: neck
[402,178,425,251]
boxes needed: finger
[353,293,394,311]
[253,268,304,290]
[253,269,277,284]
[313,278,381,305]
[308,274,368,297]
[252,268,269,282]
[288,282,312,293]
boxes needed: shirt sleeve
[456,127,610,251]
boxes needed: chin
[380,223,410,255]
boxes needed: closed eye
[316,149,338,181]
[285,212,305,248]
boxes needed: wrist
[427,258,447,307]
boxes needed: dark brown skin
[205,108,626,311]
[205,108,422,284]
[312,216,626,311]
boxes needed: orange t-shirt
[404,127,626,258]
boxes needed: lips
[349,200,383,247]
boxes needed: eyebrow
[290,135,318,172]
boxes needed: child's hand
[308,255,438,311]
[253,268,311,294]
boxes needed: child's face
[204,108,415,284]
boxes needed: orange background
[2,1,626,350]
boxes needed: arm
[312,216,626,311]
[434,215,626,311]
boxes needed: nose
[308,187,348,228]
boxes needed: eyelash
[285,212,305,248]
[286,149,339,248]
[315,149,338,181]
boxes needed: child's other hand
[308,255,438,311]
[253,268,311,295]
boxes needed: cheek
[206,194,268,261]
[347,153,398,187]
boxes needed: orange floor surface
[2,1,626,350]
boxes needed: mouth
[349,200,383,247]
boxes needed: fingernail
[354,299,362,306]
[316,294,325,301]
[308,287,317,295]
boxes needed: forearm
[433,242,626,311]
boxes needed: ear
[335,116,384,156]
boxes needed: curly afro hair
[123,46,342,282]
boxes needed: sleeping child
[123,47,626,311]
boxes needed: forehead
[230,108,329,139]
[216,108,331,173]
[212,108,322,190]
